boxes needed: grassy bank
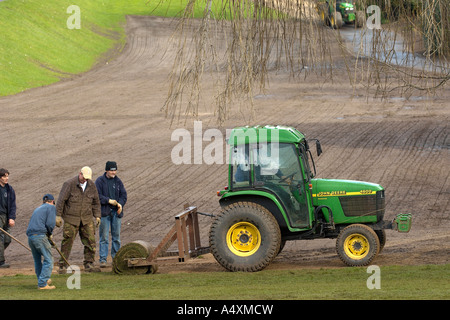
[0,264,449,300]
[0,0,206,96]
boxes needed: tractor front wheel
[331,11,344,29]
[336,224,380,266]
[209,202,281,272]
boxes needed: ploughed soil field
[0,16,448,276]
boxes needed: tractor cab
[223,125,320,232]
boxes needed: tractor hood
[310,178,385,224]
[311,178,384,198]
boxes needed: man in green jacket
[55,166,101,273]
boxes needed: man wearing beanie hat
[55,167,101,273]
[26,194,57,289]
[95,161,127,267]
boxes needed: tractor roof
[228,125,305,145]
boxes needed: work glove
[117,203,122,215]
[95,217,101,228]
[108,199,118,206]
[55,216,62,227]
[47,234,55,246]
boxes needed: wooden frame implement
[126,205,210,269]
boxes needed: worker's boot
[84,262,100,272]
[39,284,56,290]
[58,264,67,274]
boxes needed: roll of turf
[113,240,158,275]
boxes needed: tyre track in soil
[0,16,449,272]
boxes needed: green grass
[1,264,448,300]
[0,0,209,96]
[0,0,282,97]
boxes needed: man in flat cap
[55,167,101,273]
[95,161,127,267]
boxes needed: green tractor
[210,125,411,271]
[317,0,365,29]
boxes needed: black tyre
[209,201,281,272]
[277,240,287,256]
[374,229,386,253]
[319,5,330,26]
[331,11,344,29]
[336,224,380,266]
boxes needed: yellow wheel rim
[343,233,369,260]
[226,222,261,257]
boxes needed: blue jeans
[99,214,121,263]
[28,234,53,288]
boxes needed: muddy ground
[0,16,448,277]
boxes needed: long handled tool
[47,236,71,267]
[0,227,70,267]
[0,226,31,252]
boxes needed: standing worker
[55,166,101,273]
[0,168,17,268]
[26,194,57,290]
[95,161,127,268]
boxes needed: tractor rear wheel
[336,224,380,266]
[318,5,330,26]
[209,201,281,272]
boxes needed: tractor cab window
[231,145,251,188]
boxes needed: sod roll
[113,240,158,275]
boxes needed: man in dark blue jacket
[26,194,57,289]
[95,161,127,267]
[0,168,17,268]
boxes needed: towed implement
[114,125,412,274]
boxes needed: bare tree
[160,0,449,124]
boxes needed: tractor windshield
[253,143,310,228]
[301,143,315,179]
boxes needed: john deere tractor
[210,125,411,271]
[317,0,365,29]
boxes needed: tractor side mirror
[316,140,322,157]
